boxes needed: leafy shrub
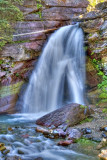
[0,0,23,50]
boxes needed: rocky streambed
[0,104,107,160]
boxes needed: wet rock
[35,126,50,135]
[98,149,107,160]
[92,137,101,142]
[81,128,92,134]
[54,128,66,137]
[8,127,13,131]
[83,134,92,140]
[35,158,43,160]
[0,143,10,155]
[18,149,25,154]
[97,138,107,150]
[102,132,107,138]
[66,128,82,140]
[36,103,93,128]
[100,126,107,132]
[58,140,73,146]
[6,156,22,160]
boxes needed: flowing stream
[0,115,98,160]
[22,24,85,113]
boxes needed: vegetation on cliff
[0,0,23,50]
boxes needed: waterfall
[22,24,85,113]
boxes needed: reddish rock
[0,94,18,114]
[43,0,89,8]
[23,40,45,52]
[36,103,93,128]
[36,126,50,135]
[0,44,30,61]
[58,140,73,146]
[15,21,44,30]
[19,6,38,15]
[24,14,41,21]
[42,7,86,21]
[23,0,37,7]
[43,21,65,29]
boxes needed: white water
[22,24,85,113]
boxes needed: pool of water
[0,114,99,160]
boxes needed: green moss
[35,0,43,19]
[0,81,24,98]
[11,40,30,44]
[66,119,70,123]
[80,117,93,124]
[0,60,4,64]
[91,52,94,55]
[80,105,88,109]
[102,108,107,114]
[15,73,19,77]
[76,138,94,146]
[99,92,107,99]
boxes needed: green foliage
[92,58,107,101]
[87,0,105,11]
[0,60,4,64]
[80,117,93,124]
[80,105,88,109]
[0,0,23,50]
[88,0,105,7]
[15,73,19,77]
[91,52,94,56]
[102,108,107,113]
[76,138,94,145]
[36,0,43,18]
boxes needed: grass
[76,138,94,145]
[80,117,93,124]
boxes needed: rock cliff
[0,0,106,113]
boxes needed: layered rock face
[79,2,107,104]
[0,0,89,113]
[0,0,106,113]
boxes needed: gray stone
[43,0,89,8]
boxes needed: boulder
[36,103,93,128]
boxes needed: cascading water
[22,24,85,113]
